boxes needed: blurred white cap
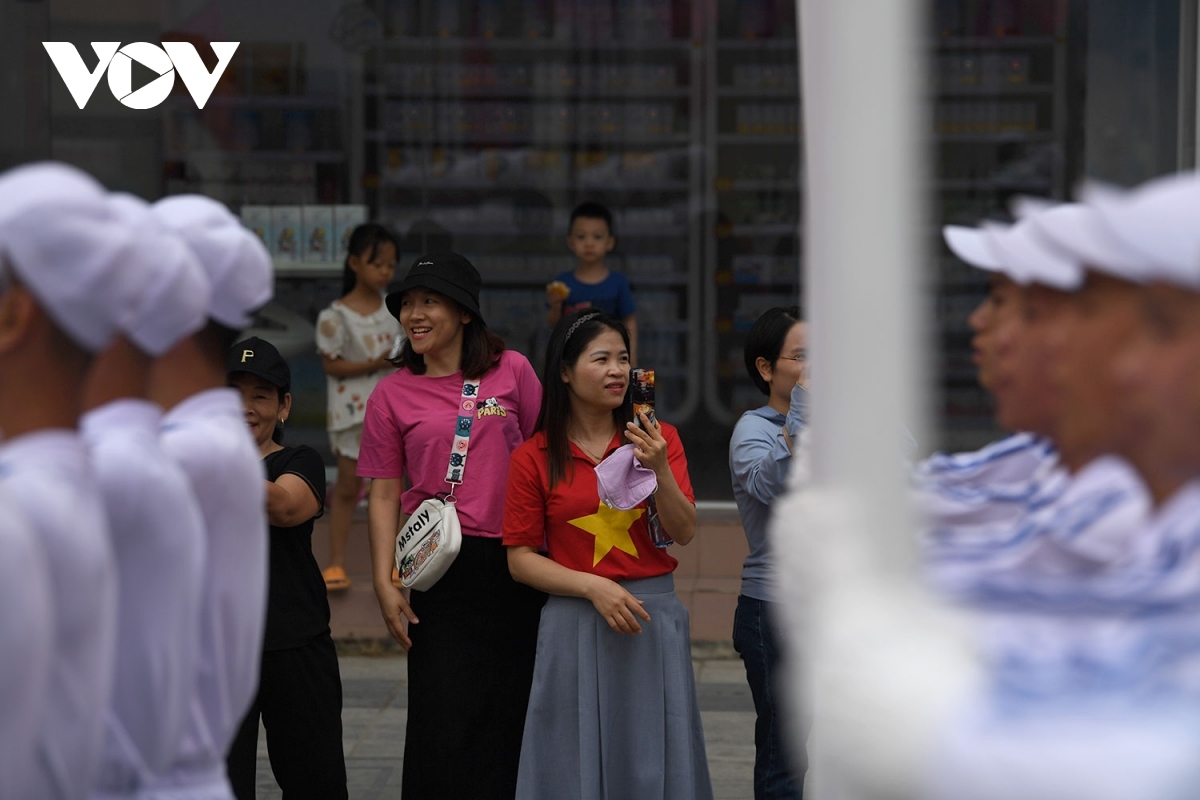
[106,193,212,356]
[0,162,137,353]
[943,223,1008,273]
[943,205,1084,291]
[1081,171,1200,290]
[1016,194,1146,284]
[151,195,273,329]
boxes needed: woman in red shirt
[503,309,713,800]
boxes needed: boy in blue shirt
[546,201,639,363]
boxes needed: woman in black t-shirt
[225,337,348,800]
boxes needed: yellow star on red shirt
[569,503,646,566]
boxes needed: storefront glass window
[0,0,1191,499]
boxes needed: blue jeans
[732,595,806,800]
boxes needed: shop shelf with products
[704,0,803,423]
[704,0,1076,450]
[163,41,354,210]
[930,0,1077,449]
[165,40,366,441]
[363,0,704,420]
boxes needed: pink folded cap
[593,444,658,511]
[0,162,139,353]
[107,193,211,356]
[151,195,273,330]
[1081,171,1200,291]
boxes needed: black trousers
[402,535,546,800]
[227,634,348,800]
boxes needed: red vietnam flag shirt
[502,424,693,580]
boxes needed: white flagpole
[773,2,979,796]
[798,0,927,540]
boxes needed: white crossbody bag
[393,377,479,591]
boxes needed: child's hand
[546,281,570,304]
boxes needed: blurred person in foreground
[0,161,131,800]
[922,206,1151,592]
[142,195,274,800]
[926,174,1200,798]
[83,193,210,800]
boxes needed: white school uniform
[0,430,118,800]
[0,494,54,799]
[927,456,1151,599]
[927,483,1200,800]
[81,400,206,799]
[915,433,1061,536]
[142,390,267,800]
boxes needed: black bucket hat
[228,336,291,390]
[386,251,483,323]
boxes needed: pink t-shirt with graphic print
[358,349,542,538]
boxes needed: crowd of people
[3,152,1199,800]
[0,161,713,800]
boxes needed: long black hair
[743,305,802,396]
[341,223,399,297]
[537,309,633,488]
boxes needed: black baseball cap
[386,251,484,323]
[228,336,290,390]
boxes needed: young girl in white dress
[315,223,402,591]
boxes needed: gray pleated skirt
[516,573,714,800]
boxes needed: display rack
[163,41,355,208]
[363,0,704,418]
[704,1,804,423]
[216,1,1076,450]
[703,0,1070,448]
[931,6,1070,446]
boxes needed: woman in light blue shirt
[728,306,809,800]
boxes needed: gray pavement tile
[696,681,754,712]
[696,658,750,684]
[339,655,406,682]
[700,710,757,750]
[348,720,408,759]
[712,777,755,800]
[342,678,405,709]
[342,708,383,730]
[252,653,756,798]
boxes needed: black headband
[564,311,603,344]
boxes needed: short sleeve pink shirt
[358,349,542,538]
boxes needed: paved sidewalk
[249,645,760,799]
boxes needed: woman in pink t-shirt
[358,252,544,800]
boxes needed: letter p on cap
[241,349,254,363]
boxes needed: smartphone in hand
[630,367,672,548]
[631,368,656,429]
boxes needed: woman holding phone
[503,309,712,800]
